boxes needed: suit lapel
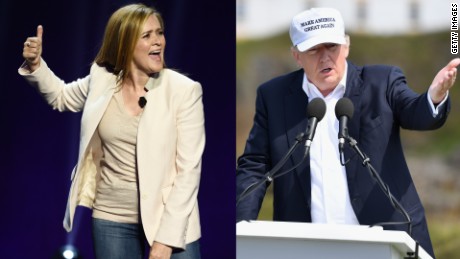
[344,62,363,145]
[343,62,364,202]
[283,70,311,205]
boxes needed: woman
[19,4,204,259]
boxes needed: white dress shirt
[302,63,360,225]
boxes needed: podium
[237,220,433,259]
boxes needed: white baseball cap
[289,8,346,52]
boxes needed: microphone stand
[236,132,308,206]
[345,136,419,258]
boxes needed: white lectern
[237,221,433,259]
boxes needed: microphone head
[335,97,354,119]
[307,98,326,121]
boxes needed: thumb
[37,25,43,39]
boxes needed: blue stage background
[0,0,235,258]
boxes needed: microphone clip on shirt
[138,87,149,108]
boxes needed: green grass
[256,184,274,221]
[427,218,460,258]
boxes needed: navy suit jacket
[236,61,450,258]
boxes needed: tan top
[92,90,141,223]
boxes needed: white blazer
[19,60,205,249]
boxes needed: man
[236,7,459,258]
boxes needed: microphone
[334,97,354,153]
[304,98,326,150]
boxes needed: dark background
[0,0,235,258]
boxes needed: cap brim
[296,34,346,52]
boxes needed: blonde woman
[19,4,204,259]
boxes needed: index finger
[447,58,460,70]
[37,25,43,39]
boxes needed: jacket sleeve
[18,58,90,112]
[155,81,205,248]
[385,66,450,130]
[236,86,271,222]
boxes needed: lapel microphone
[138,87,149,108]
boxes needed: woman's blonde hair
[94,4,164,82]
